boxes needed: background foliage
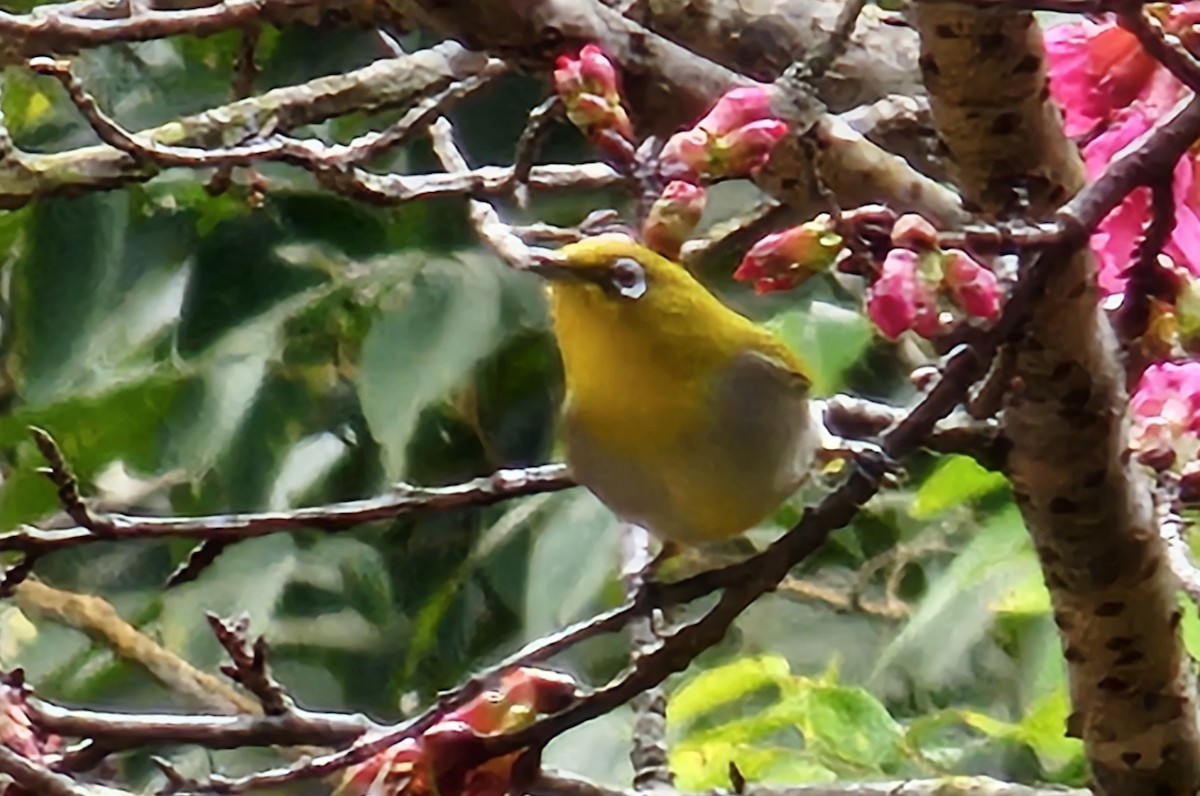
[0,13,1148,794]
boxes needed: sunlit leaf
[669,655,792,726]
[912,455,1008,519]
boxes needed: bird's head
[527,233,709,320]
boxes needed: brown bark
[912,6,1200,795]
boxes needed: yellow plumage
[535,235,817,545]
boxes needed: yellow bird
[528,234,819,546]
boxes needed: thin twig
[428,116,533,267]
[804,0,867,80]
[0,465,574,590]
[511,96,566,208]
[1119,6,1200,93]
[11,581,256,714]
[0,744,117,796]
[207,614,294,717]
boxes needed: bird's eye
[609,257,647,300]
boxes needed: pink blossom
[554,44,619,101]
[942,250,1001,320]
[1044,17,1200,298]
[642,181,707,258]
[1130,361,1200,465]
[1083,106,1200,294]
[733,217,844,294]
[0,679,60,762]
[866,249,940,340]
[1044,21,1155,137]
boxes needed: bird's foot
[816,439,903,486]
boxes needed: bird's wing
[709,349,816,486]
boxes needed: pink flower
[1044,17,1200,299]
[942,250,1001,320]
[553,44,633,144]
[1130,361,1200,467]
[554,44,619,102]
[642,181,707,258]
[658,86,788,181]
[338,668,576,796]
[866,249,940,339]
[1044,21,1156,137]
[733,217,845,294]
[1084,106,1200,295]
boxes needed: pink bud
[733,217,844,294]
[577,44,618,95]
[891,214,939,251]
[866,249,940,340]
[696,87,775,136]
[554,44,620,100]
[941,250,1001,320]
[717,118,789,176]
[658,128,710,181]
[553,44,633,148]
[643,182,707,258]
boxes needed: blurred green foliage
[0,17,1109,795]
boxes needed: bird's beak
[525,248,588,283]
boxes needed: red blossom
[337,668,577,796]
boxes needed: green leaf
[794,683,905,771]
[1181,595,1200,660]
[912,455,1009,519]
[523,490,620,637]
[177,210,329,356]
[357,253,505,480]
[11,193,130,403]
[768,300,872,396]
[669,656,792,726]
[871,503,1035,689]
[672,743,836,790]
[0,374,186,529]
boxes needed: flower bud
[866,249,940,340]
[695,87,775,135]
[643,182,707,259]
[941,250,1001,320]
[553,44,633,145]
[890,214,939,251]
[658,86,788,181]
[733,216,844,294]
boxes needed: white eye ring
[610,257,647,300]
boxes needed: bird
[527,233,820,547]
